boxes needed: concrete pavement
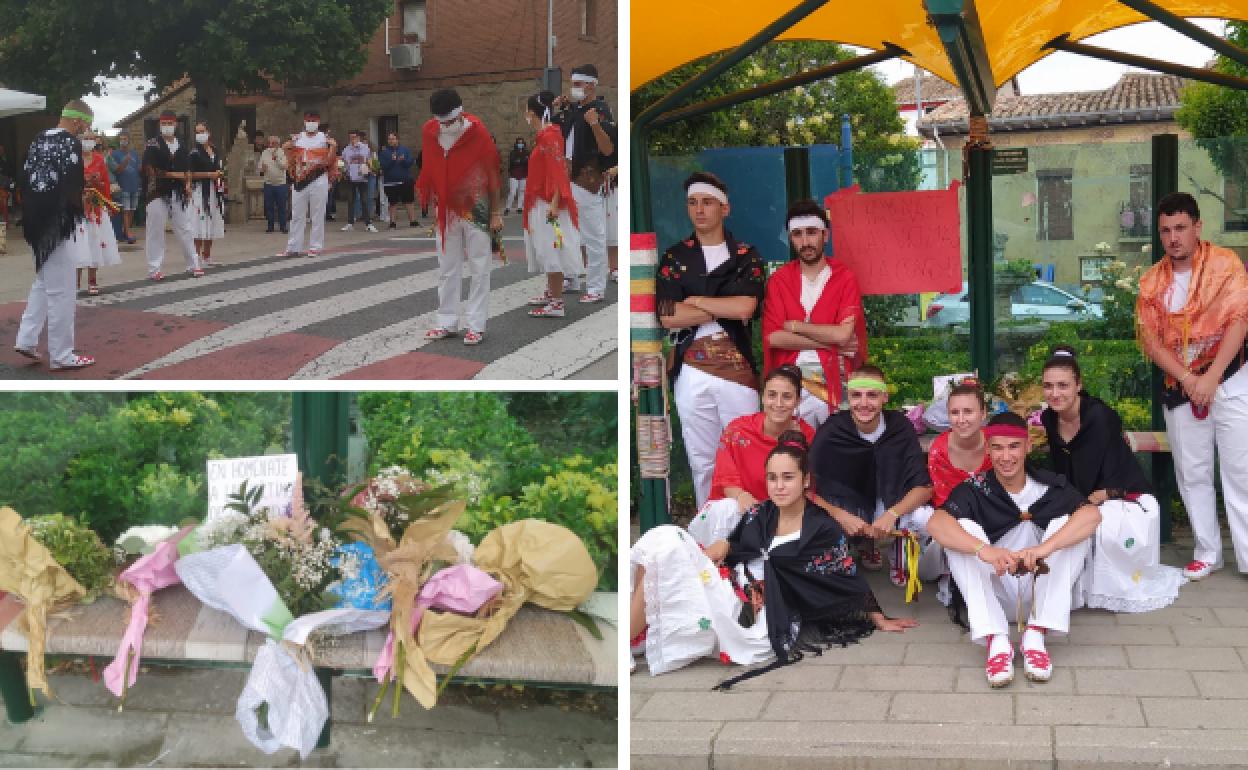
[631,532,1248,769]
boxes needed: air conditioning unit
[390,43,422,70]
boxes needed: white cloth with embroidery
[630,525,771,675]
[1078,495,1185,613]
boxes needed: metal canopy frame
[630,0,1248,529]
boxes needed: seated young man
[808,364,938,587]
[927,411,1101,687]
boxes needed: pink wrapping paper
[103,526,195,697]
[373,564,502,681]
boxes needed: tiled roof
[113,77,193,128]
[892,73,961,105]
[918,72,1185,135]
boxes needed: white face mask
[81,139,97,151]
[160,125,175,137]
[304,122,319,133]
[438,118,466,143]
[195,132,209,144]
[569,87,586,102]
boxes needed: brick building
[115,0,617,155]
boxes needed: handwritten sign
[205,453,299,522]
[823,183,963,296]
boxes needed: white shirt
[857,418,888,520]
[1165,269,1248,398]
[746,528,801,577]
[1006,476,1048,513]
[165,138,179,154]
[694,241,731,339]
[795,264,833,367]
[294,131,329,153]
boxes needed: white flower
[737,119,751,132]
[444,530,475,564]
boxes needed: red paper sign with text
[823,182,962,295]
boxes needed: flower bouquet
[174,476,390,757]
[0,508,110,699]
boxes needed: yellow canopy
[631,1,1248,91]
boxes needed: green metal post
[291,393,350,490]
[1151,133,1179,543]
[784,146,813,262]
[315,667,333,749]
[0,650,34,724]
[631,129,653,234]
[966,142,995,382]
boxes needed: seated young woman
[687,364,816,547]
[630,430,917,683]
[1039,345,1184,612]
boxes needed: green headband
[61,108,93,121]
[846,377,888,392]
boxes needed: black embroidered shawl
[556,98,617,178]
[189,144,224,217]
[19,129,85,272]
[942,466,1087,544]
[809,410,932,519]
[716,500,877,689]
[1041,393,1153,497]
[655,230,766,381]
[142,137,191,206]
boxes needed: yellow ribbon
[888,529,923,603]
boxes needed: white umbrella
[0,87,46,119]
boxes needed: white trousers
[688,498,743,548]
[286,175,329,255]
[604,184,618,248]
[798,388,832,429]
[673,364,760,508]
[572,183,608,294]
[145,196,199,274]
[1164,392,1248,571]
[946,516,1088,644]
[435,216,493,333]
[506,178,526,211]
[17,235,85,366]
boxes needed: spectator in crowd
[106,133,142,244]
[341,130,377,232]
[0,143,13,228]
[323,124,338,221]
[379,131,418,228]
[257,134,290,233]
[504,135,528,215]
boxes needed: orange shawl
[1137,241,1248,386]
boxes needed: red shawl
[927,430,991,507]
[762,258,867,404]
[710,411,815,502]
[416,114,502,239]
[82,152,112,225]
[522,124,577,228]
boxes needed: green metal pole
[631,128,653,234]
[0,650,34,724]
[966,142,995,383]
[315,667,333,749]
[784,146,813,263]
[1151,133,1178,543]
[291,393,350,490]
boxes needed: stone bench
[0,585,616,742]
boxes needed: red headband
[778,439,806,450]
[983,424,1029,441]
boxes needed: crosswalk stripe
[81,248,411,307]
[290,274,549,379]
[473,305,618,380]
[145,251,435,316]
[120,269,450,378]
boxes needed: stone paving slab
[1055,726,1248,768]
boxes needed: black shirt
[943,466,1087,544]
[809,410,932,519]
[555,98,616,181]
[142,136,191,204]
[1041,393,1153,497]
[654,230,766,381]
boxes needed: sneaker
[13,346,39,360]
[1183,560,1215,580]
[49,353,95,371]
[985,642,1015,688]
[463,330,484,346]
[529,301,565,318]
[527,291,554,306]
[425,327,453,341]
[610,268,619,282]
[148,271,165,281]
[410,221,420,228]
[188,268,205,278]
[888,563,906,588]
[563,277,582,293]
[1021,646,1052,683]
[265,227,275,233]
[366,224,378,233]
[578,291,605,304]
[341,224,353,231]
[389,221,397,230]
[858,544,883,571]
[306,249,320,258]
[630,627,647,657]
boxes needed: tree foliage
[632,41,922,191]
[0,0,389,139]
[1175,22,1248,186]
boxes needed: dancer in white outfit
[75,129,122,296]
[142,110,201,280]
[928,411,1101,687]
[281,110,336,258]
[188,122,226,267]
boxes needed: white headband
[1052,349,1075,358]
[686,182,728,205]
[435,106,464,122]
[570,75,598,85]
[788,215,827,233]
